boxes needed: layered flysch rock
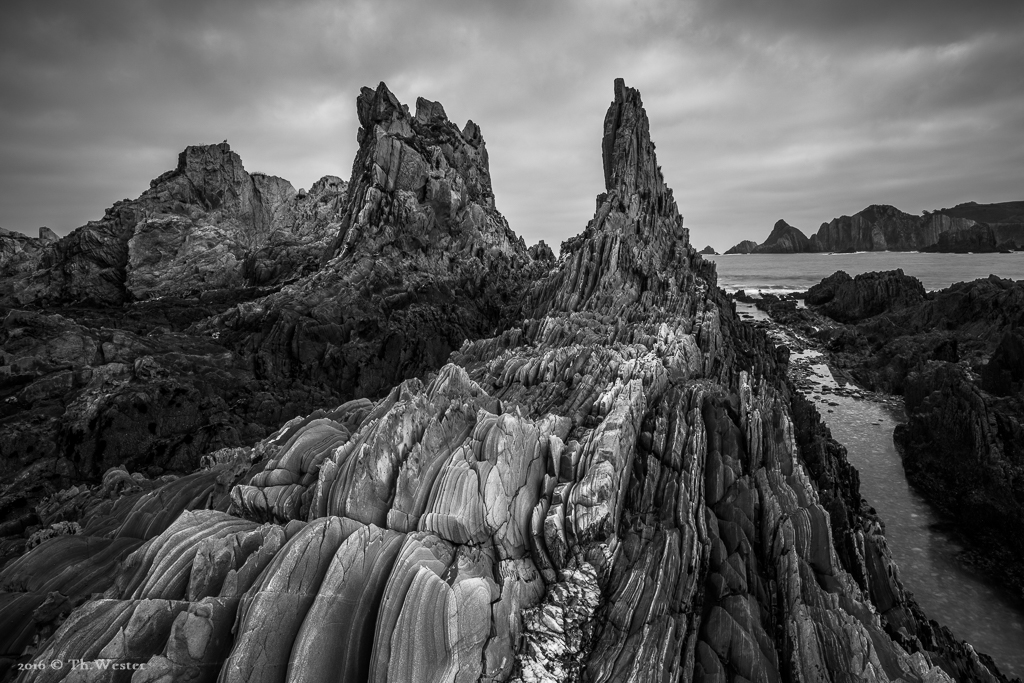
[2,80,1014,683]
[0,143,348,306]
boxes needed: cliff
[0,81,1013,683]
[725,202,1024,255]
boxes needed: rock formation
[0,80,1015,683]
[805,269,927,323]
[725,220,810,254]
[0,143,348,307]
[698,245,717,255]
[193,82,546,402]
[724,201,1024,255]
[723,240,757,255]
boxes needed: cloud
[0,0,1022,254]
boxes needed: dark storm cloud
[1,0,1022,253]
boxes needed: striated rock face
[809,204,924,252]
[726,220,810,254]
[0,143,348,306]
[806,269,927,323]
[931,201,1024,251]
[1,78,1012,683]
[195,82,546,402]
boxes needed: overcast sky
[2,0,1022,252]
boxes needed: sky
[1,0,1022,253]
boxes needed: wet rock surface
[0,80,1016,683]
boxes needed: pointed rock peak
[415,97,447,125]
[766,219,804,240]
[357,82,413,138]
[601,78,670,204]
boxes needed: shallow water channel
[734,301,1024,676]
[794,348,1024,678]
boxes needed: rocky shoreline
[744,271,1024,604]
[0,81,1018,682]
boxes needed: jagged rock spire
[531,79,705,315]
[324,81,518,263]
[601,78,680,219]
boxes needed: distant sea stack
[725,201,1024,254]
[725,219,811,254]
[698,244,718,255]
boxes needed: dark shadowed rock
[698,245,718,255]
[195,81,543,403]
[726,219,811,254]
[806,268,926,322]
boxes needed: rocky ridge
[0,81,1015,683]
[193,82,545,402]
[0,82,549,566]
[724,202,1024,254]
[0,143,348,307]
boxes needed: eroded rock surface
[0,143,348,307]
[806,269,927,323]
[0,80,1014,683]
[195,82,547,401]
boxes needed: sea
[705,251,1024,294]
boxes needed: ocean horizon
[705,251,1024,294]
